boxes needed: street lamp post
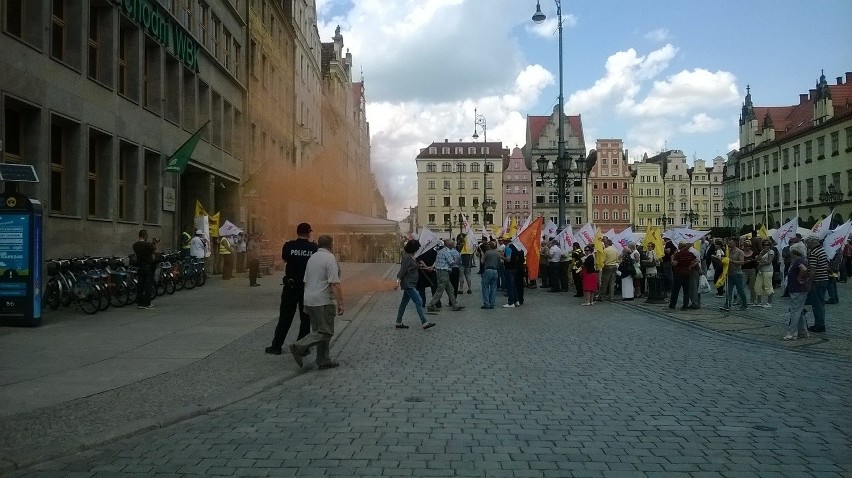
[473,108,494,228]
[686,209,699,228]
[531,0,569,229]
[659,214,669,232]
[818,183,844,227]
[723,201,741,238]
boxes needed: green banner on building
[164,121,209,175]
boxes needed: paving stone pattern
[13,285,852,477]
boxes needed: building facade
[502,147,532,224]
[416,140,506,238]
[524,106,586,226]
[290,0,322,169]
[728,71,852,229]
[630,161,664,229]
[588,139,631,231]
[1,0,247,258]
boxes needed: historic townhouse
[728,71,852,229]
[630,161,664,229]
[588,139,631,231]
[416,140,507,238]
[1,0,247,257]
[523,106,586,227]
[503,147,532,224]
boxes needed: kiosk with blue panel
[0,164,42,326]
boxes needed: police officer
[265,222,318,355]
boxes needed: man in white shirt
[189,230,206,259]
[548,239,562,292]
[290,235,343,370]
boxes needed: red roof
[754,73,852,140]
[527,114,584,146]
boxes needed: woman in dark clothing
[394,240,435,330]
[580,245,599,306]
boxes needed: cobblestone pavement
[12,283,852,477]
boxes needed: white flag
[812,208,835,240]
[613,227,634,253]
[669,227,708,244]
[542,220,558,240]
[461,214,476,252]
[515,214,533,239]
[555,225,575,251]
[772,217,799,248]
[576,223,596,249]
[823,220,852,261]
[414,226,442,258]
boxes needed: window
[548,191,558,203]
[680,201,687,211]
[782,148,789,168]
[88,129,111,218]
[442,147,450,154]
[468,147,475,154]
[793,145,800,165]
[602,211,609,220]
[459,180,465,189]
[612,196,618,204]
[638,188,644,197]
[485,162,494,173]
[668,203,674,212]
[804,140,813,163]
[536,195,545,204]
[602,183,607,190]
[831,131,839,154]
[442,180,450,190]
[457,163,466,173]
[471,163,480,173]
[623,211,629,221]
[223,29,232,70]
[472,180,479,189]
[426,162,436,172]
[428,214,435,223]
[655,188,660,196]
[458,197,466,207]
[818,175,827,194]
[473,214,479,223]
[211,14,221,57]
[593,211,600,220]
[639,204,644,212]
[846,127,852,151]
[428,197,435,207]
[198,1,209,46]
[427,180,435,189]
[506,201,512,210]
[442,162,452,172]
[443,214,450,225]
[118,142,138,221]
[573,192,583,204]
[52,0,66,61]
[50,123,66,213]
[485,180,492,189]
[817,136,825,158]
[443,197,450,207]
[655,204,660,213]
[806,179,813,200]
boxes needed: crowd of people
[392,230,851,343]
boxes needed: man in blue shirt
[426,239,466,313]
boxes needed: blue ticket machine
[0,192,43,326]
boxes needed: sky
[314,0,852,221]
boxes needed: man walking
[806,235,829,333]
[600,237,619,301]
[426,239,465,313]
[290,235,343,370]
[266,223,318,355]
[547,238,562,292]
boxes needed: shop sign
[112,0,200,72]
[162,187,176,212]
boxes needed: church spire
[739,84,755,125]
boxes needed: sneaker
[422,322,436,330]
[137,305,154,310]
[763,303,772,308]
[807,325,826,333]
[502,304,515,308]
[450,305,465,311]
[798,332,810,339]
[426,306,439,314]
[719,306,731,311]
[264,346,283,355]
[395,323,409,329]
[289,344,303,368]
[480,305,489,309]
[318,361,340,370]
[781,334,797,341]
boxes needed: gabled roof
[527,114,584,146]
[752,72,852,141]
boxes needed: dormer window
[442,147,450,154]
[429,147,437,154]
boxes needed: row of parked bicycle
[45,252,208,315]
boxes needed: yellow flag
[209,212,220,237]
[594,227,605,271]
[714,245,730,289]
[508,217,518,237]
[643,224,664,256]
[194,200,207,217]
[757,224,769,238]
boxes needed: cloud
[644,28,670,42]
[619,69,740,117]
[565,44,678,114]
[680,113,725,133]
